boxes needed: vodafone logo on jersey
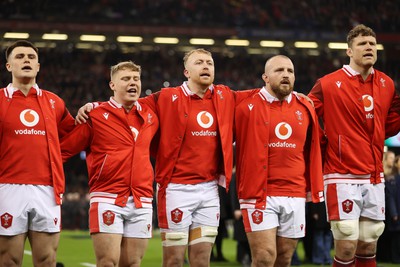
[197,111,214,128]
[362,95,374,112]
[20,109,39,127]
[14,109,46,136]
[269,122,296,148]
[130,126,139,141]
[191,111,217,137]
[275,122,292,140]
[362,95,374,119]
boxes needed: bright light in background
[42,33,68,40]
[4,32,29,39]
[328,42,348,49]
[225,39,250,46]
[189,38,215,45]
[294,41,318,48]
[80,35,106,42]
[117,36,143,43]
[260,40,284,48]
[153,37,179,44]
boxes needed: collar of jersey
[181,81,214,96]
[5,83,41,98]
[342,65,375,77]
[108,97,142,111]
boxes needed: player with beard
[75,50,315,267]
[309,24,400,267]
[234,55,324,267]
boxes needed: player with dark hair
[309,24,400,267]
[0,40,75,266]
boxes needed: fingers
[74,103,93,124]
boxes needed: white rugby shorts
[0,184,61,235]
[242,196,306,238]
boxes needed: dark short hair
[5,40,38,61]
[347,24,376,47]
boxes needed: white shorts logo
[362,95,374,112]
[197,111,214,129]
[275,122,292,140]
[20,109,39,127]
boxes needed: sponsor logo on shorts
[342,199,353,213]
[54,218,58,225]
[251,210,263,224]
[102,210,115,226]
[171,208,183,223]
[1,212,13,229]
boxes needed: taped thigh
[330,220,359,240]
[359,220,384,242]
[161,231,189,247]
[188,226,218,246]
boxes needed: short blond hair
[183,48,212,68]
[347,24,376,47]
[110,61,141,79]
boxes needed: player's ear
[183,69,189,79]
[109,81,115,91]
[262,73,268,83]
[346,47,352,57]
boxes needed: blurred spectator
[310,202,333,265]
[385,154,400,264]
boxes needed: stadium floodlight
[294,41,318,49]
[153,37,179,44]
[225,39,250,46]
[260,40,284,48]
[328,42,348,49]
[328,42,384,51]
[189,38,215,45]
[42,33,68,40]
[117,36,143,43]
[34,42,57,48]
[80,35,106,42]
[4,32,29,39]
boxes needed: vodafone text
[191,130,217,136]
[268,141,296,148]
[14,129,46,135]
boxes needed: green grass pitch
[22,230,398,267]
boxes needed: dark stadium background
[1,1,400,265]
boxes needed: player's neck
[12,78,36,96]
[186,81,209,98]
[349,62,373,81]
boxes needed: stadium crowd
[1,0,400,32]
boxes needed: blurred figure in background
[310,201,333,265]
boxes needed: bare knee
[251,247,276,267]
[96,257,118,267]
[1,256,22,267]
